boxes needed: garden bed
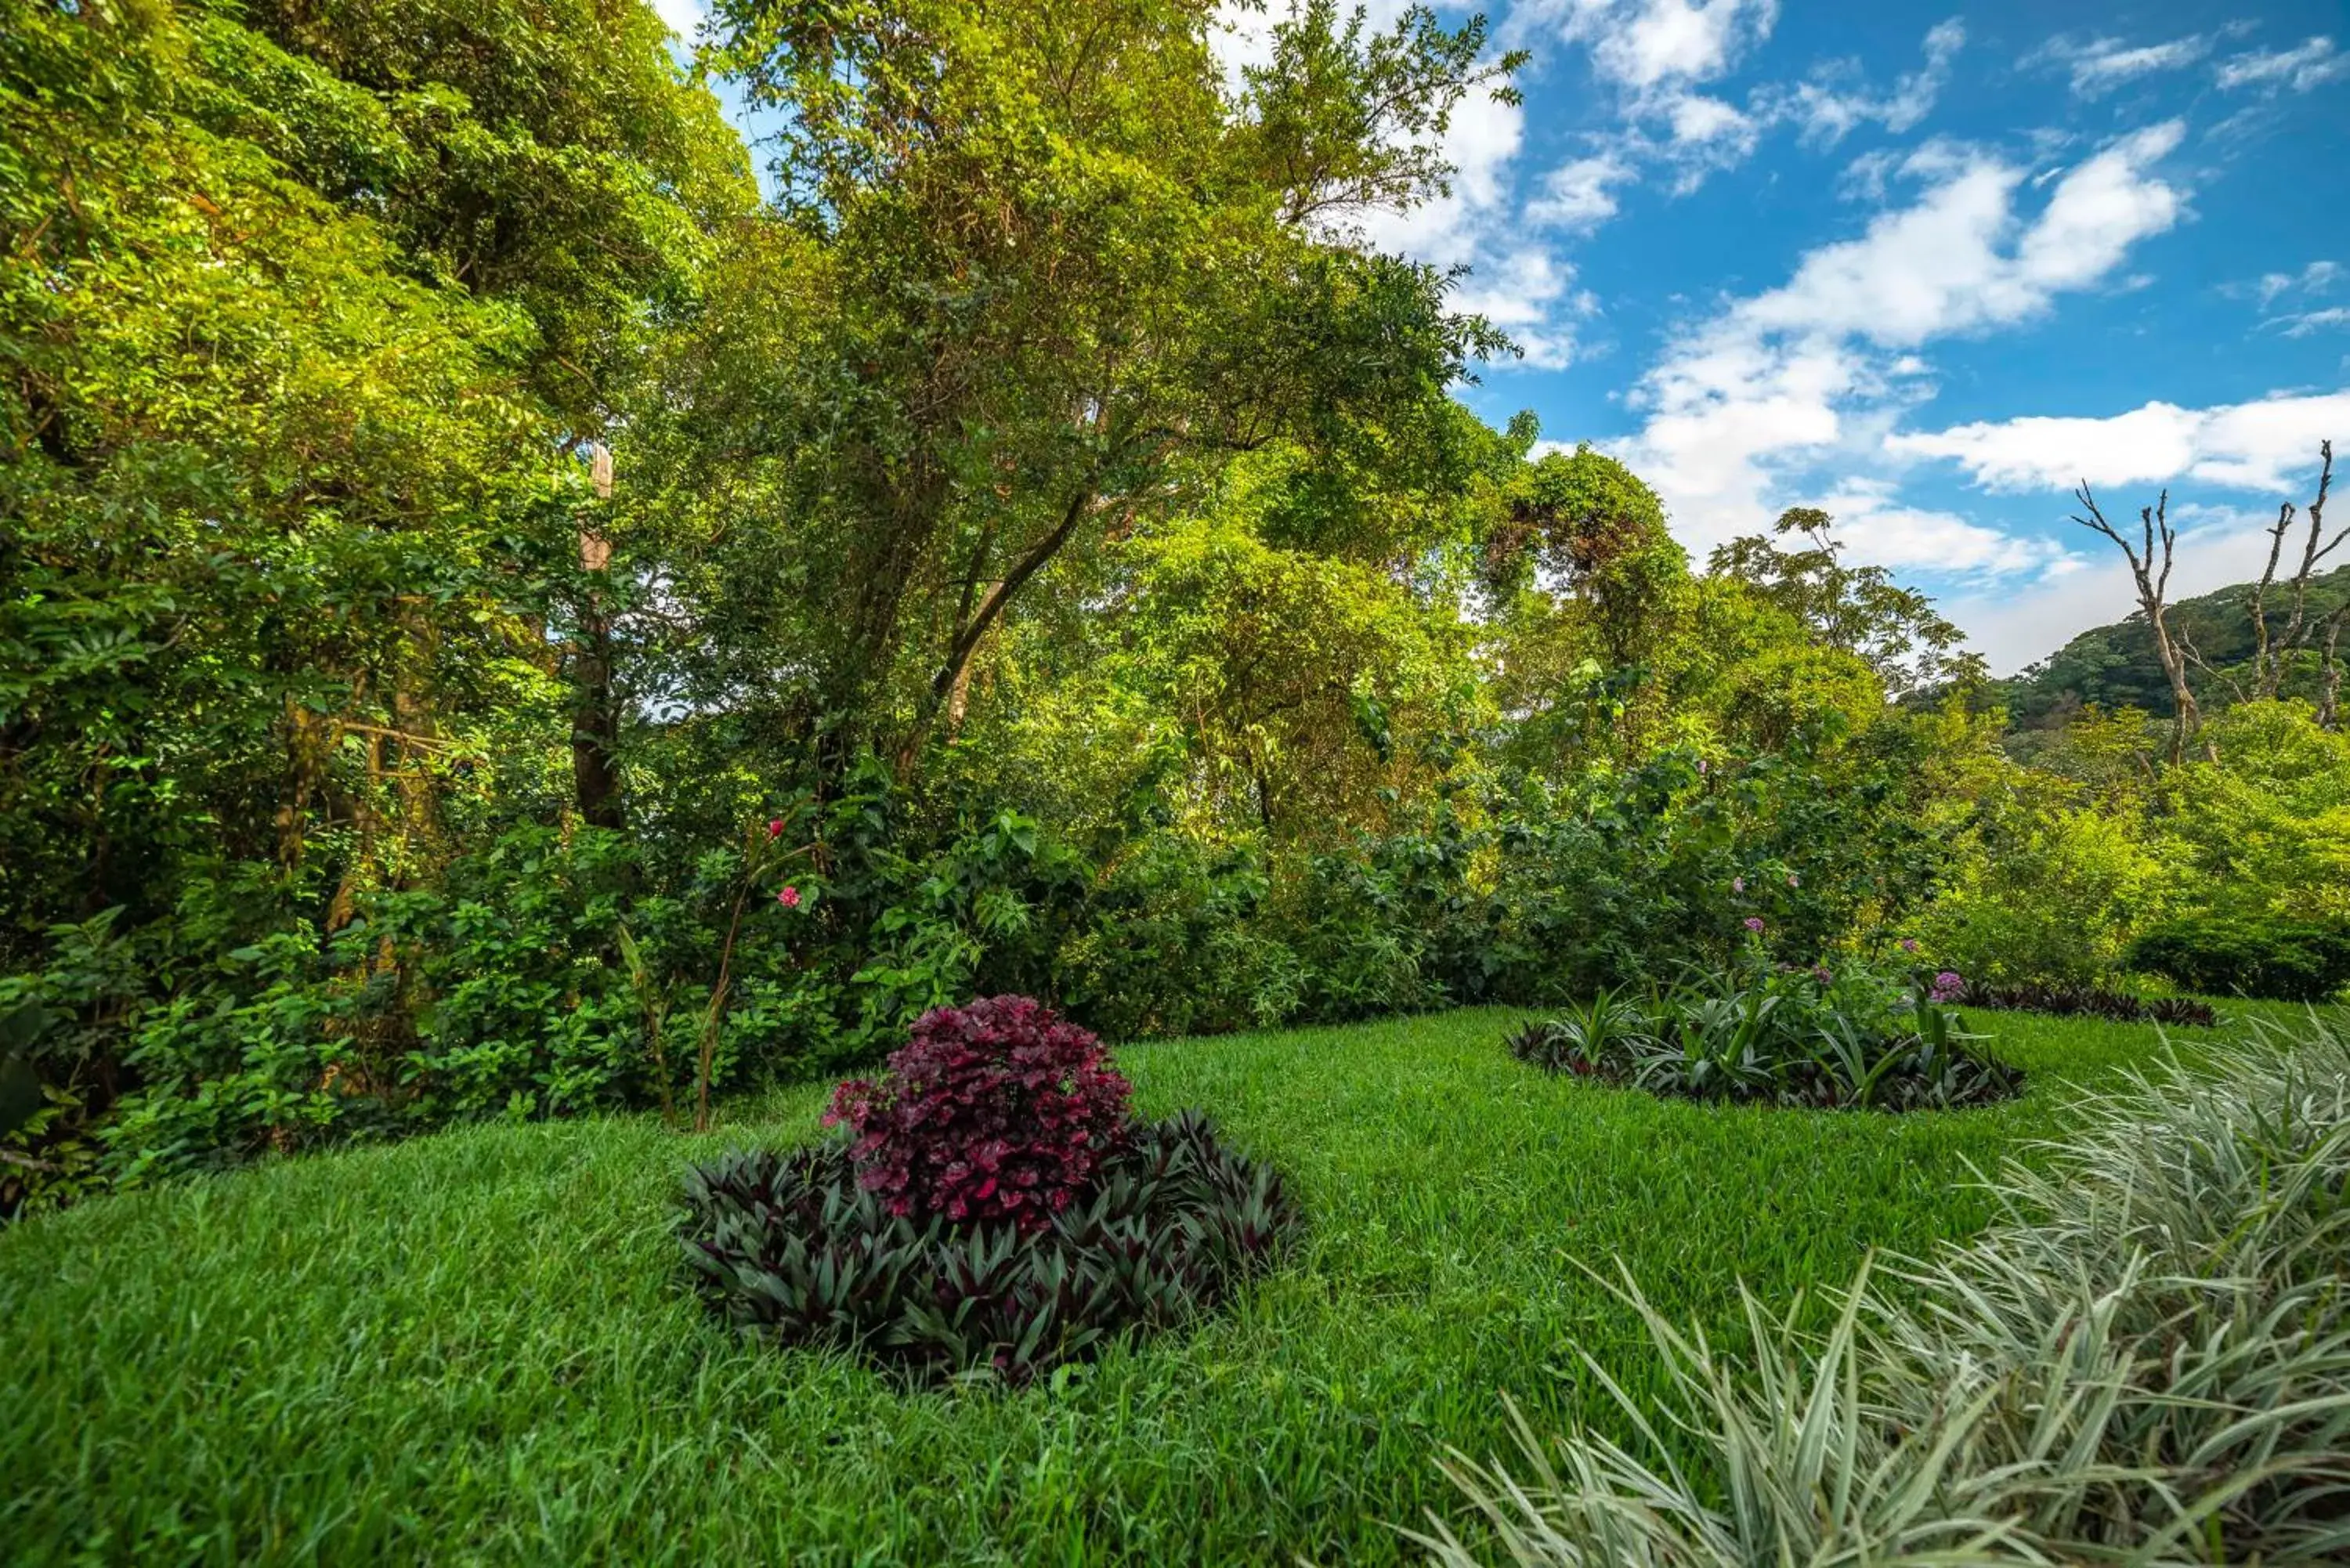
[1506,957,2023,1111]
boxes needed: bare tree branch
[2071,481,2202,760]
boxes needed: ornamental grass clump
[681,996,1299,1386]
[1419,1010,2350,1566]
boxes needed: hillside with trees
[1990,563,2350,728]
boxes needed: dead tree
[2072,443,2348,746]
[2070,482,2203,760]
[2246,440,2344,706]
[2319,601,2348,730]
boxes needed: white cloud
[1810,481,2079,576]
[1526,152,1638,229]
[1519,0,1781,92]
[1888,392,2350,494]
[2248,260,2343,309]
[2274,308,2350,338]
[1666,92,1752,146]
[1450,247,1596,370]
[2216,36,2348,92]
[1518,11,1961,215]
[1323,34,1607,370]
[1777,19,1965,147]
[1605,125,2186,566]
[1206,5,1596,367]
[1740,123,2183,347]
[2029,33,2211,98]
[653,0,703,43]
[1354,78,1525,262]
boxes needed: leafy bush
[1952,978,2216,1028]
[1055,835,1303,1040]
[1918,799,2171,988]
[682,1107,1299,1386]
[1420,1013,2350,1566]
[2127,915,2350,1003]
[821,996,1133,1231]
[1507,955,2020,1111]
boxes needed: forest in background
[5,0,2347,1213]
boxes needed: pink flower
[1733,876,1747,894]
[777,885,801,909]
[766,818,786,839]
[1696,757,1708,775]
[1744,916,1766,934]
[1786,871,1800,887]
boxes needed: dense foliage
[1427,1013,2350,1566]
[2127,914,2350,1003]
[683,1102,1299,1386]
[1506,953,2020,1111]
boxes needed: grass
[0,1004,2235,1566]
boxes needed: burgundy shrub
[822,995,1133,1232]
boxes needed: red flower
[766,818,786,839]
[776,884,801,909]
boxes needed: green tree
[1710,508,1980,699]
[655,0,1520,778]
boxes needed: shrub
[682,1108,1299,1386]
[1507,956,2021,1111]
[1918,800,2171,988]
[1952,978,2216,1028]
[1420,1013,2350,1566]
[822,995,1133,1231]
[2127,914,2350,1003]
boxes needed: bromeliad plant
[1507,944,2020,1111]
[680,996,1300,1386]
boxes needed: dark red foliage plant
[822,995,1133,1231]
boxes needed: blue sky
[665,0,2350,672]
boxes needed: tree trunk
[898,485,1098,774]
[2319,604,2347,732]
[573,445,624,830]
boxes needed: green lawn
[0,1005,2217,1566]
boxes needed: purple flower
[1744,916,1766,934]
[1929,970,1965,1004]
[1696,757,1708,775]
[1900,938,1919,954]
[1813,965,1833,985]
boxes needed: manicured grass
[0,1005,2214,1566]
